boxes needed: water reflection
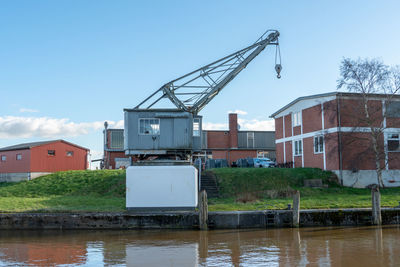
[0,226,399,266]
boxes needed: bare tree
[337,58,400,187]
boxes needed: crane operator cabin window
[193,118,200,137]
[139,118,160,135]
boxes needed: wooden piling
[292,190,300,228]
[371,186,382,225]
[199,190,208,230]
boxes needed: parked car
[253,158,276,168]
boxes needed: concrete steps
[200,171,219,198]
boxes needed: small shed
[124,109,202,157]
[0,140,89,182]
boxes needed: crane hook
[275,64,282,79]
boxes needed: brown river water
[0,226,399,266]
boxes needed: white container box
[126,165,198,210]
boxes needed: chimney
[229,113,238,148]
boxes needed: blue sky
[1,0,400,166]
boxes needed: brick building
[103,122,131,169]
[270,92,400,187]
[202,113,276,165]
[0,140,89,182]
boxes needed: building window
[1,155,6,161]
[293,111,302,127]
[257,151,272,159]
[193,118,200,137]
[388,133,400,152]
[48,150,56,156]
[247,132,255,148]
[66,151,74,157]
[294,140,302,156]
[16,154,22,160]
[139,118,160,135]
[314,136,324,153]
[110,130,124,149]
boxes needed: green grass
[208,168,400,211]
[0,170,125,212]
[0,168,399,212]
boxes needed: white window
[139,118,160,135]
[16,154,22,160]
[294,140,302,156]
[66,151,74,157]
[388,133,400,152]
[193,118,200,137]
[293,111,302,127]
[1,155,6,161]
[247,132,255,148]
[314,136,324,153]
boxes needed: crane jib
[134,30,281,114]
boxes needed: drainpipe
[337,95,343,186]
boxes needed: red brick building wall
[302,105,322,133]
[207,131,230,148]
[303,136,324,169]
[272,93,400,173]
[284,115,292,137]
[275,117,283,139]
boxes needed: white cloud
[19,108,39,113]
[202,122,228,130]
[238,118,275,131]
[227,109,248,115]
[0,116,124,139]
[203,118,275,131]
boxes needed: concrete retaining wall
[0,208,399,230]
[333,170,400,188]
[0,172,52,182]
[0,172,29,182]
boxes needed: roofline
[203,130,275,133]
[269,92,338,118]
[0,139,89,152]
[269,91,400,118]
[123,108,191,112]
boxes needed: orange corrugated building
[0,140,89,182]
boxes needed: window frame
[247,132,255,148]
[294,139,303,156]
[16,154,22,160]
[314,135,324,154]
[193,118,200,137]
[47,150,56,156]
[138,118,160,135]
[292,111,302,127]
[1,155,6,162]
[66,151,74,157]
[387,133,400,152]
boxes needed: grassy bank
[0,170,125,212]
[208,168,400,211]
[0,168,399,212]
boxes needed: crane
[134,30,282,115]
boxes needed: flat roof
[270,91,400,118]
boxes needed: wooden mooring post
[199,190,208,230]
[371,186,382,225]
[292,190,300,228]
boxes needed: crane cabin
[124,109,202,158]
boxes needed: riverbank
[1,208,400,230]
[1,169,400,212]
